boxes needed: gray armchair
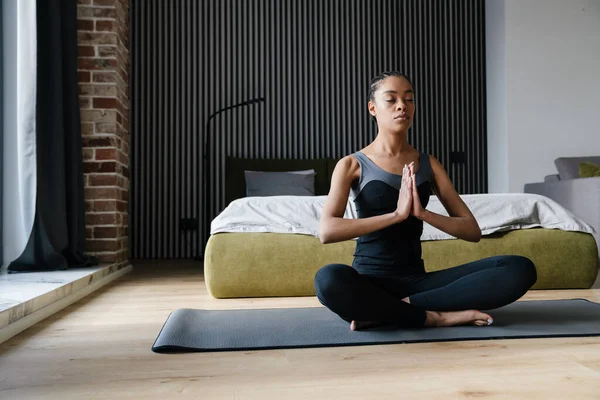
[524,156,600,264]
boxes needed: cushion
[544,174,560,182]
[244,170,316,197]
[579,162,600,178]
[225,157,330,204]
[555,156,600,180]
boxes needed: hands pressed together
[395,162,426,222]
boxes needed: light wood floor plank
[0,260,599,399]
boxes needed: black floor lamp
[197,97,265,260]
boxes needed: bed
[204,157,599,298]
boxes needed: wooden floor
[1,260,600,399]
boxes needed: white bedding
[210,193,596,241]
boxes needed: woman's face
[368,76,415,131]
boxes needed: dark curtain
[8,0,97,272]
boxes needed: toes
[474,318,493,327]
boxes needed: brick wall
[77,0,130,266]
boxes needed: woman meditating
[314,71,537,331]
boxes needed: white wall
[485,0,508,193]
[486,0,600,193]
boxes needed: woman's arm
[319,156,409,244]
[415,156,481,242]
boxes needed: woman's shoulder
[414,151,440,165]
[422,153,444,169]
[419,154,449,184]
[333,154,361,181]
[334,154,360,171]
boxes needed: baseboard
[0,264,133,345]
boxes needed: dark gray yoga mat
[152,299,600,353]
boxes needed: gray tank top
[349,151,434,275]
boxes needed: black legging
[314,255,537,328]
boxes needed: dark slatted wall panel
[130,0,487,259]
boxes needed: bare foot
[425,310,493,327]
[350,320,385,331]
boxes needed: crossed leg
[314,255,537,330]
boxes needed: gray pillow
[244,170,317,197]
[555,156,600,180]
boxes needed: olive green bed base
[204,229,599,299]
